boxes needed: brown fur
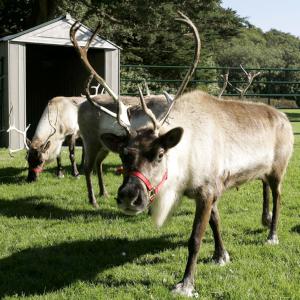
[100,89,294,296]
[78,94,170,207]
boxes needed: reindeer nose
[117,187,141,207]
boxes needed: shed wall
[8,43,26,150]
[0,43,8,146]
[105,49,120,96]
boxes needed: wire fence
[120,65,300,105]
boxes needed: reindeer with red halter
[72,12,293,297]
[26,96,85,182]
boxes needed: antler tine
[218,70,230,99]
[138,86,160,133]
[41,102,58,150]
[85,21,102,50]
[84,75,118,119]
[239,64,261,98]
[7,123,31,156]
[6,105,31,155]
[157,12,201,128]
[163,91,174,104]
[143,79,150,96]
[174,11,201,100]
[70,20,132,134]
[91,83,101,96]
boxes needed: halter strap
[130,170,168,204]
[31,167,43,174]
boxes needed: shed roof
[0,13,120,50]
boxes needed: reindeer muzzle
[27,167,43,182]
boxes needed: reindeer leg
[173,194,213,297]
[266,177,281,245]
[96,148,109,198]
[68,134,80,177]
[261,181,272,227]
[83,143,100,208]
[80,142,85,171]
[56,154,64,178]
[209,203,230,265]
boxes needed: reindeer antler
[70,20,132,134]
[237,65,261,98]
[84,74,118,119]
[41,101,58,151]
[138,86,161,133]
[218,70,230,99]
[6,106,31,156]
[91,83,101,96]
[142,11,201,131]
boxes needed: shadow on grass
[0,196,131,220]
[243,228,265,235]
[0,167,27,184]
[285,112,300,122]
[230,228,266,246]
[46,162,120,177]
[0,236,183,297]
[291,224,300,234]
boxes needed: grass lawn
[0,109,299,299]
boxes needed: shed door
[26,44,104,139]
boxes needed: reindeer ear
[42,141,51,153]
[26,138,31,148]
[157,127,183,150]
[101,134,127,153]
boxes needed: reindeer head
[26,140,51,182]
[26,101,57,182]
[102,127,183,214]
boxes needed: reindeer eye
[158,151,164,160]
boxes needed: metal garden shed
[0,13,120,148]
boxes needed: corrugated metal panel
[0,55,4,131]
[0,42,8,146]
[105,49,120,96]
[8,43,26,150]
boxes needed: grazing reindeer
[70,21,173,208]
[26,96,85,182]
[74,12,294,297]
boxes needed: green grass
[0,110,300,299]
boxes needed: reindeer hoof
[100,192,109,198]
[172,282,198,298]
[262,212,272,228]
[90,201,99,209]
[213,250,230,266]
[266,234,279,245]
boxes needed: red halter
[32,167,43,174]
[129,170,168,204]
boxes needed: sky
[221,0,300,37]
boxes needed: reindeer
[73,12,294,297]
[26,96,85,182]
[70,21,173,208]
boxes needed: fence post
[267,69,271,105]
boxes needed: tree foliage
[0,0,299,97]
